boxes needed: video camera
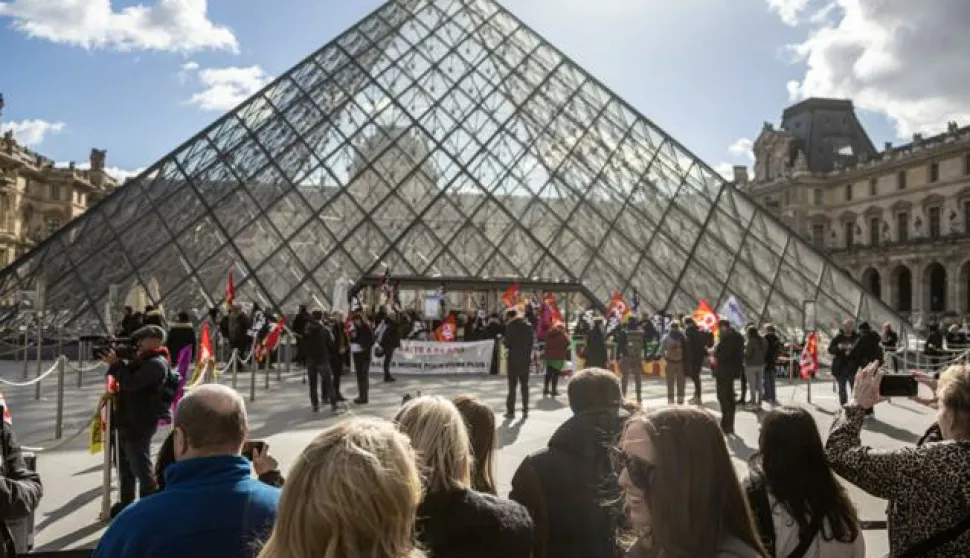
[80,335,138,361]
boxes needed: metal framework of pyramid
[0,0,910,339]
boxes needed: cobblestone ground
[1,358,931,556]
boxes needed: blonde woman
[395,396,533,558]
[258,417,425,558]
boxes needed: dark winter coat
[107,352,170,437]
[684,324,706,374]
[349,322,374,353]
[504,317,535,371]
[0,421,42,558]
[763,332,781,369]
[827,330,859,379]
[302,319,334,362]
[510,408,629,558]
[584,325,609,369]
[714,328,745,380]
[544,326,570,361]
[165,323,196,363]
[849,330,883,368]
[377,318,401,351]
[624,329,645,363]
[416,488,533,558]
[291,310,310,342]
[881,329,899,352]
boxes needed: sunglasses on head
[610,446,655,491]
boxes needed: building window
[45,217,60,236]
[869,178,877,196]
[897,212,909,242]
[813,188,823,206]
[811,224,825,248]
[898,170,907,189]
[48,184,60,200]
[870,217,880,246]
[844,184,853,202]
[844,221,854,248]
[928,206,942,239]
[930,162,940,183]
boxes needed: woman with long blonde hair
[258,417,425,558]
[395,395,533,558]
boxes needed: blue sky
[2,0,966,182]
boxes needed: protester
[258,417,426,558]
[484,313,504,376]
[453,395,498,495]
[584,316,608,369]
[542,322,570,397]
[303,309,338,413]
[349,312,375,405]
[683,316,706,405]
[504,308,535,419]
[103,325,173,518]
[165,311,196,364]
[828,319,859,405]
[396,396,533,558]
[712,319,744,435]
[762,324,780,406]
[291,305,310,365]
[95,385,280,558]
[660,320,687,405]
[743,325,766,410]
[0,403,42,557]
[826,362,970,556]
[510,368,631,558]
[745,407,865,557]
[621,319,646,404]
[376,309,401,383]
[618,407,767,557]
[327,311,347,402]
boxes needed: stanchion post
[77,339,84,388]
[231,350,238,389]
[55,357,65,439]
[249,356,256,402]
[21,327,29,380]
[263,356,270,390]
[99,403,113,522]
[34,280,46,401]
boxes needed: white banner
[370,340,494,376]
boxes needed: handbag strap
[898,510,970,558]
[786,516,822,558]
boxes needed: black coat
[417,488,533,558]
[504,317,535,370]
[684,325,706,373]
[714,329,745,380]
[850,330,884,368]
[378,318,401,350]
[510,408,629,558]
[585,325,609,369]
[165,323,196,363]
[108,353,169,436]
[828,330,859,379]
[764,332,781,368]
[302,319,334,362]
[0,420,42,558]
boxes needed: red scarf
[136,346,170,363]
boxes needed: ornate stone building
[0,131,119,268]
[744,98,970,327]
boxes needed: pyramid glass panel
[0,0,913,341]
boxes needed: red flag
[225,270,235,308]
[800,332,819,379]
[0,393,11,425]
[434,313,458,342]
[692,299,720,340]
[606,291,629,320]
[501,283,520,308]
[197,322,213,363]
[256,317,286,362]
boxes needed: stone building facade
[744,98,970,327]
[0,131,119,268]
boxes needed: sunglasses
[610,446,655,492]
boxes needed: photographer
[103,325,173,518]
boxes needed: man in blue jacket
[94,384,280,558]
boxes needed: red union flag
[692,300,719,335]
[0,393,11,425]
[501,283,520,308]
[800,331,819,379]
[435,313,457,342]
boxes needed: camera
[81,335,138,361]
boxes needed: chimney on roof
[913,133,924,144]
[733,166,749,187]
[884,141,892,151]
[948,121,959,134]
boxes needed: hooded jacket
[416,488,533,558]
[510,408,630,558]
[504,317,535,370]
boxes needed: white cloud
[178,60,199,83]
[764,0,814,26]
[0,0,237,53]
[714,163,736,179]
[0,119,65,146]
[785,0,970,138]
[186,65,272,111]
[727,138,755,161]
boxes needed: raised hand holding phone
[852,361,885,409]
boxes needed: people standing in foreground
[713,319,745,435]
[504,308,536,419]
[349,313,375,405]
[303,309,338,413]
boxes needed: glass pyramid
[0,0,910,341]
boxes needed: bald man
[95,385,281,558]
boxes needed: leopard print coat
[825,404,970,557]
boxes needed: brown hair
[452,395,497,495]
[626,407,767,558]
[568,367,623,414]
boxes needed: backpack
[158,366,181,410]
[664,338,684,363]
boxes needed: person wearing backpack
[102,325,175,519]
[660,320,687,405]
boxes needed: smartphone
[879,374,918,397]
[242,440,266,461]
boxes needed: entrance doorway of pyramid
[0,0,915,347]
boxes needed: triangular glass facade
[0,0,910,340]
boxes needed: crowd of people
[0,302,949,557]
